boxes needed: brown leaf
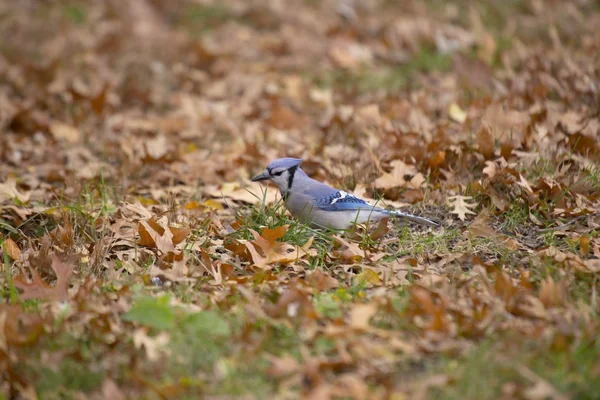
[466,209,520,249]
[332,235,363,264]
[244,225,314,269]
[266,355,300,378]
[13,254,73,301]
[268,103,303,130]
[477,124,494,159]
[307,269,339,291]
[138,218,188,252]
[538,247,600,273]
[538,276,565,309]
[3,238,22,261]
[170,226,190,245]
[580,236,590,258]
[49,122,80,143]
[0,304,45,346]
[264,287,314,319]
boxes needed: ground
[0,0,599,399]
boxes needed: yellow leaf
[203,199,223,210]
[448,103,467,123]
[185,201,201,210]
[354,268,381,287]
[138,197,156,206]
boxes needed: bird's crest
[266,158,302,171]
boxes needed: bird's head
[251,158,302,193]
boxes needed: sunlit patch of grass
[427,331,600,400]
[36,358,105,396]
[313,291,343,319]
[519,157,557,182]
[63,3,87,25]
[499,201,530,232]
[313,46,453,94]
[177,4,236,35]
[391,226,462,257]
[429,339,524,400]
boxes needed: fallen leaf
[132,328,171,362]
[0,179,31,203]
[354,268,382,287]
[13,254,73,301]
[349,303,378,330]
[332,235,363,263]
[3,238,22,261]
[538,276,565,309]
[447,195,478,221]
[50,122,80,143]
[266,355,301,378]
[448,103,467,123]
[375,160,422,190]
[466,209,520,249]
[477,124,495,159]
[308,269,339,291]
[244,225,314,269]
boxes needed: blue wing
[315,191,382,212]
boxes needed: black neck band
[283,165,298,201]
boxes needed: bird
[251,157,438,230]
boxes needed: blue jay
[251,158,438,230]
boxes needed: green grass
[313,46,453,93]
[427,331,600,400]
[63,3,87,25]
[176,4,236,36]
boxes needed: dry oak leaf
[447,195,478,221]
[375,160,424,190]
[538,247,600,273]
[332,235,363,264]
[466,209,519,250]
[206,182,279,205]
[244,225,315,269]
[308,269,339,291]
[13,254,73,301]
[0,179,31,203]
[138,218,189,253]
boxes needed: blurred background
[0,0,598,203]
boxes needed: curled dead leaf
[244,225,315,269]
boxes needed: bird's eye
[272,171,284,176]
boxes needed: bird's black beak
[251,170,270,182]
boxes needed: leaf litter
[0,0,600,398]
